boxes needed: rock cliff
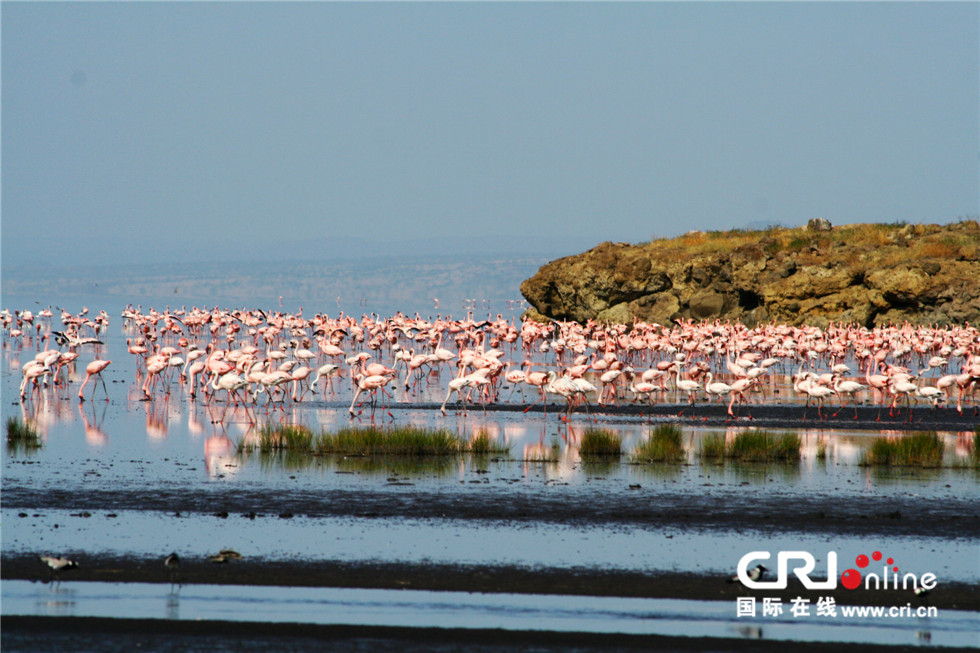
[520,220,980,327]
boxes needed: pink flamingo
[832,376,867,419]
[627,372,658,422]
[439,373,480,415]
[703,372,736,420]
[521,363,552,415]
[19,361,49,401]
[349,373,393,418]
[78,359,111,402]
[290,365,312,401]
[674,367,701,416]
[310,363,341,398]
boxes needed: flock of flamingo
[4,305,980,424]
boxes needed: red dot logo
[872,551,882,561]
[856,554,869,568]
[841,568,862,590]
[886,557,894,565]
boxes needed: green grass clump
[633,424,684,462]
[314,426,464,456]
[468,430,510,456]
[727,430,801,462]
[259,424,313,451]
[579,428,622,457]
[974,429,980,468]
[862,432,945,467]
[6,417,41,453]
[699,433,726,461]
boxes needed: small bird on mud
[913,584,931,602]
[164,552,181,585]
[40,555,79,583]
[208,549,243,564]
[728,564,768,584]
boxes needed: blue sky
[2,2,978,268]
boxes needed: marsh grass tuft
[314,425,464,456]
[633,424,684,462]
[262,424,314,452]
[6,417,41,453]
[238,424,510,460]
[468,430,510,456]
[816,441,827,461]
[699,433,726,461]
[862,432,945,467]
[579,428,622,457]
[727,430,801,462]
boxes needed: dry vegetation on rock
[520,220,980,327]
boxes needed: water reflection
[165,592,180,620]
[630,462,685,481]
[205,434,238,479]
[240,450,494,478]
[79,402,108,446]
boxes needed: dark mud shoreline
[9,615,978,653]
[5,560,978,653]
[5,483,979,538]
[3,556,978,611]
[356,401,980,432]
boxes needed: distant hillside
[520,220,980,327]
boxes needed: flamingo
[803,381,835,420]
[674,367,702,416]
[290,365,313,401]
[253,370,294,408]
[597,367,624,406]
[703,372,736,419]
[349,374,392,418]
[503,362,529,402]
[19,361,49,401]
[915,384,946,408]
[832,376,867,419]
[545,372,589,422]
[309,363,341,397]
[888,378,920,421]
[728,376,757,419]
[210,372,254,422]
[521,363,551,415]
[78,359,111,402]
[865,363,890,409]
[627,373,658,422]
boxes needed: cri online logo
[737,550,938,591]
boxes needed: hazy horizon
[3,2,978,273]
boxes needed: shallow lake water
[4,580,979,648]
[3,291,979,646]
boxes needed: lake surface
[2,267,979,647]
[4,580,979,648]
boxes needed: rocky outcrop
[520,221,980,327]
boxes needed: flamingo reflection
[78,402,108,446]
